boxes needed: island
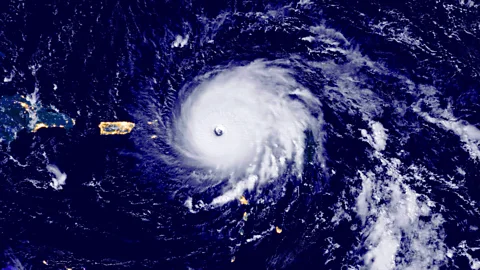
[98,121,135,135]
[0,94,75,144]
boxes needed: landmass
[98,121,135,135]
[239,196,248,205]
[1,94,136,143]
[0,94,75,144]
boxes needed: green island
[0,94,75,144]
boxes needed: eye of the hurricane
[214,125,225,136]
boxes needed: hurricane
[155,60,323,205]
[2,0,480,269]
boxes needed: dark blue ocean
[1,0,480,269]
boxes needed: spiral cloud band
[172,60,323,205]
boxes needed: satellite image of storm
[1,0,480,269]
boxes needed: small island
[0,94,75,144]
[98,121,135,135]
